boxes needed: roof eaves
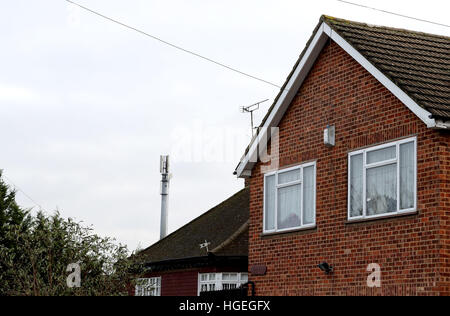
[234,19,330,177]
[234,15,450,177]
[142,254,248,272]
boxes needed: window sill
[261,226,317,238]
[346,210,418,225]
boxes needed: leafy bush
[0,170,139,296]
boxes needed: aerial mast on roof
[240,99,268,136]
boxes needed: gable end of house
[234,16,450,178]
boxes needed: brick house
[234,16,450,296]
[134,188,249,296]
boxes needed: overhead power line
[65,0,282,89]
[2,174,45,211]
[337,0,450,28]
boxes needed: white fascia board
[235,23,330,178]
[235,22,438,178]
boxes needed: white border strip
[235,23,329,178]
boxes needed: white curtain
[278,169,300,184]
[366,163,397,215]
[264,175,276,230]
[400,142,414,209]
[367,146,396,164]
[350,154,363,217]
[277,184,301,229]
[303,166,315,224]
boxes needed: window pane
[223,284,237,290]
[350,154,363,217]
[278,169,300,184]
[367,146,396,164]
[277,184,301,229]
[366,164,397,215]
[264,175,276,230]
[400,142,415,210]
[201,274,207,281]
[136,278,161,296]
[240,274,248,282]
[303,166,315,224]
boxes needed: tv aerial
[240,99,269,136]
[199,240,211,253]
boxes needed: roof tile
[324,16,450,120]
[139,188,249,263]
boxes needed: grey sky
[0,0,448,251]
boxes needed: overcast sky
[0,0,448,251]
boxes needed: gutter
[433,119,450,129]
[143,255,248,272]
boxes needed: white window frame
[135,277,161,296]
[348,137,417,221]
[197,272,248,296]
[263,161,316,234]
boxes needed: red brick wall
[438,131,450,295]
[248,41,450,296]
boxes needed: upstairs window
[348,137,417,220]
[264,162,316,233]
[135,277,161,296]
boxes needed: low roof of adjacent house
[138,187,249,265]
[234,15,450,178]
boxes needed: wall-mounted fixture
[324,125,335,147]
[318,262,334,274]
[250,264,267,276]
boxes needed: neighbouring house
[234,16,450,296]
[134,188,249,296]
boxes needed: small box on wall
[324,125,335,147]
